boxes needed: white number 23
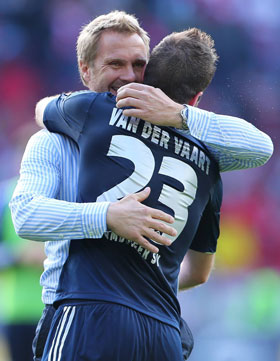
[97,135,198,243]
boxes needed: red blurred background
[0,1,279,360]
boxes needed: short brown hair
[144,28,218,103]
[77,11,150,85]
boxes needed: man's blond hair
[77,11,150,85]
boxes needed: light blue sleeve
[185,106,274,172]
[9,130,109,242]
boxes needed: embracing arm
[9,131,175,252]
[35,96,58,128]
[178,176,222,290]
[116,83,274,172]
[35,89,274,172]
[179,250,215,290]
[9,131,108,242]
[183,106,273,172]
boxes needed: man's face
[82,30,148,95]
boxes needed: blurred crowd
[0,0,279,360]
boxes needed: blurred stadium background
[0,0,279,360]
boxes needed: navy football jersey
[44,91,222,330]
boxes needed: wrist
[106,202,117,232]
[83,201,110,238]
[179,105,189,130]
[172,104,189,129]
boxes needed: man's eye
[134,62,145,68]
[110,62,121,67]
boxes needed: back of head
[77,11,150,85]
[144,28,218,104]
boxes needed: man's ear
[79,60,90,84]
[188,92,203,107]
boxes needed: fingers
[133,187,151,202]
[116,88,145,110]
[116,97,142,110]
[133,205,177,248]
[149,207,175,225]
[129,190,177,238]
[134,228,173,253]
[149,218,177,237]
[136,236,159,253]
[122,108,144,118]
[116,84,152,110]
[117,83,151,95]
[130,189,175,226]
[107,189,177,254]
[144,228,173,247]
[116,87,143,102]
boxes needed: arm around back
[116,83,274,171]
[35,96,59,128]
[179,250,215,290]
[10,130,177,249]
[9,130,108,242]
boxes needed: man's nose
[120,65,137,82]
